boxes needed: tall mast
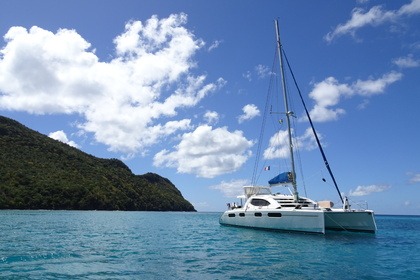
[275,19,299,203]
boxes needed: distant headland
[0,115,196,211]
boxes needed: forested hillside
[0,116,195,211]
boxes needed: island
[0,116,196,211]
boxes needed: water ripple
[0,212,419,279]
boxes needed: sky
[0,0,419,214]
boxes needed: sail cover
[268,172,293,186]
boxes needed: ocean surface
[0,211,419,280]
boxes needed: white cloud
[209,179,249,198]
[349,184,390,196]
[353,72,403,95]
[203,110,219,124]
[409,173,420,184]
[48,130,80,148]
[307,72,402,122]
[243,71,252,81]
[238,104,260,123]
[308,77,350,122]
[263,128,319,160]
[153,125,254,178]
[325,0,420,42]
[399,0,420,15]
[0,14,223,154]
[357,99,370,110]
[243,64,272,82]
[393,55,420,68]
[264,130,290,159]
[208,40,223,52]
[411,41,420,50]
[255,64,271,79]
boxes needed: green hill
[0,116,195,211]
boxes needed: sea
[0,211,419,280]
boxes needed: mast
[282,51,345,204]
[275,19,299,203]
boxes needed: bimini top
[242,186,272,198]
[268,172,293,186]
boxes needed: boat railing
[348,199,369,211]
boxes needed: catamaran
[219,20,377,234]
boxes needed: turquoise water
[0,211,419,279]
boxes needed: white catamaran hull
[324,210,377,233]
[220,208,377,234]
[218,20,378,235]
[219,209,326,234]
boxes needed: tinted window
[268,213,282,217]
[250,199,270,206]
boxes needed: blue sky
[1,0,419,214]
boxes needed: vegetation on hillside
[0,116,195,211]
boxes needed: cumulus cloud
[308,77,350,122]
[393,55,420,68]
[203,110,219,124]
[0,14,223,154]
[325,0,420,42]
[153,125,254,178]
[238,104,260,123]
[48,130,79,148]
[349,184,390,196]
[263,128,319,160]
[354,72,403,95]
[307,72,402,122]
[209,179,249,198]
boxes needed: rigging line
[324,214,349,232]
[251,46,278,186]
[281,49,344,204]
[254,159,270,187]
[283,70,309,198]
[291,116,308,198]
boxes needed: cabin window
[268,213,282,217]
[228,213,235,217]
[250,199,270,207]
[254,212,262,217]
[239,213,245,217]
